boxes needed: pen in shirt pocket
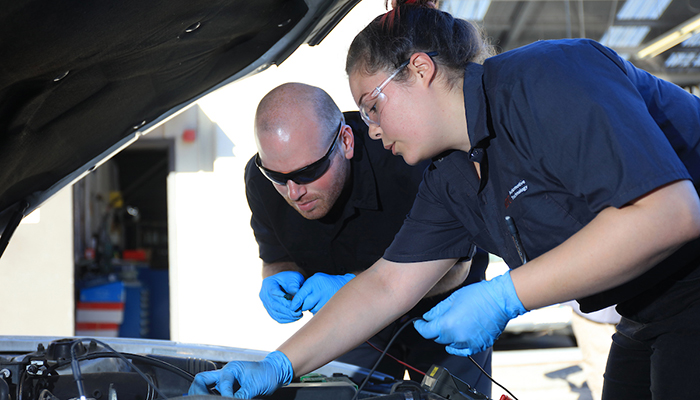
[505,216,529,265]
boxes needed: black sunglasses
[255,121,344,185]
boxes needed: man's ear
[341,124,355,160]
[408,52,437,88]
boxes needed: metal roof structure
[440,0,700,88]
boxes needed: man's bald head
[255,82,342,146]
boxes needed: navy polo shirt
[385,39,700,312]
[245,112,451,276]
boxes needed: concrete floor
[491,343,593,400]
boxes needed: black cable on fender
[350,317,421,400]
[70,338,169,400]
[350,317,520,400]
[70,341,88,400]
[49,351,195,382]
[467,355,518,400]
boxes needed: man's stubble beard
[288,157,351,221]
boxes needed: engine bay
[0,337,492,400]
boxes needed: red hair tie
[380,7,398,28]
[380,0,434,28]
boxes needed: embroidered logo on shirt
[505,180,528,208]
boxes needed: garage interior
[73,142,172,340]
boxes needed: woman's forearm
[511,179,700,310]
[277,257,456,377]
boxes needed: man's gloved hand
[188,351,293,399]
[414,270,527,356]
[290,273,355,314]
[260,271,305,323]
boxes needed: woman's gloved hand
[259,271,305,323]
[290,273,355,314]
[188,351,293,399]
[413,270,527,356]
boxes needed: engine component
[421,365,489,400]
[0,337,499,400]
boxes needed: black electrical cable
[17,365,28,400]
[351,317,520,400]
[69,339,169,400]
[48,352,195,382]
[70,341,88,400]
[350,317,420,400]
[467,355,518,400]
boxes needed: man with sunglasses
[243,83,492,394]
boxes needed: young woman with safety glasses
[189,1,700,399]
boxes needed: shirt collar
[463,62,492,150]
[462,62,493,192]
[429,63,489,166]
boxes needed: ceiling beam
[499,1,539,49]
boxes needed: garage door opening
[73,141,172,340]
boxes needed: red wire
[364,340,426,376]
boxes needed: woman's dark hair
[346,0,495,88]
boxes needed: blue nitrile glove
[414,270,527,356]
[188,351,293,399]
[290,273,355,314]
[260,271,305,323]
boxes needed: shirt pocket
[515,193,586,260]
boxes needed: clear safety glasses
[358,51,438,127]
[255,120,343,186]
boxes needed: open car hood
[0,0,361,244]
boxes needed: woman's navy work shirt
[384,39,700,313]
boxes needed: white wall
[0,188,74,335]
[170,1,387,350]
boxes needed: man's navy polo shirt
[245,112,453,276]
[385,39,700,312]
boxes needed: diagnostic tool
[421,365,490,400]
